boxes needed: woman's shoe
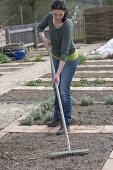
[47,119,60,127]
[56,126,70,135]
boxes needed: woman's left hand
[53,73,60,85]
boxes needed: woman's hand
[43,37,51,49]
[39,32,50,49]
[53,73,60,85]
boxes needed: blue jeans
[51,57,78,127]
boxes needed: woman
[38,0,78,135]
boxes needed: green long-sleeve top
[38,12,76,61]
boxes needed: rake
[48,47,89,159]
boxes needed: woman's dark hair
[51,0,69,22]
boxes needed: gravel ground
[0,102,34,130]
[0,133,113,170]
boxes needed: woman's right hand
[43,37,51,49]
[39,32,51,49]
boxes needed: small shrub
[80,95,93,106]
[105,95,113,105]
[0,53,12,63]
[78,53,87,65]
[31,107,42,120]
[20,97,54,126]
[43,111,53,123]
[20,115,34,126]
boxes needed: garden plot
[0,89,113,103]
[0,133,113,170]
[28,102,113,126]
[0,89,54,102]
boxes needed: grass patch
[74,77,89,87]
[25,79,51,87]
[94,79,107,86]
[24,55,46,62]
[78,53,87,65]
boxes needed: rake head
[49,148,89,159]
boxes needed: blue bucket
[15,48,26,60]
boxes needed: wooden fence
[5,23,49,48]
[5,20,85,48]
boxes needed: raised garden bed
[0,133,113,170]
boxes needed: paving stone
[0,131,7,139]
[102,157,113,170]
[103,126,113,133]
[109,151,113,159]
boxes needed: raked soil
[0,133,113,170]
